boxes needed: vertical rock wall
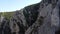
[0,0,60,34]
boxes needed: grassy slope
[0,12,14,19]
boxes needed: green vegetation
[0,12,14,19]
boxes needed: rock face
[0,0,60,34]
[0,17,11,34]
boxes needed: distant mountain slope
[0,12,14,19]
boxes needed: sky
[0,0,41,12]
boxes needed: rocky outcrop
[0,17,11,34]
[0,0,60,34]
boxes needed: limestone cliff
[0,0,60,34]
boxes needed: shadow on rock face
[55,29,60,34]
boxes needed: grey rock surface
[0,0,60,34]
